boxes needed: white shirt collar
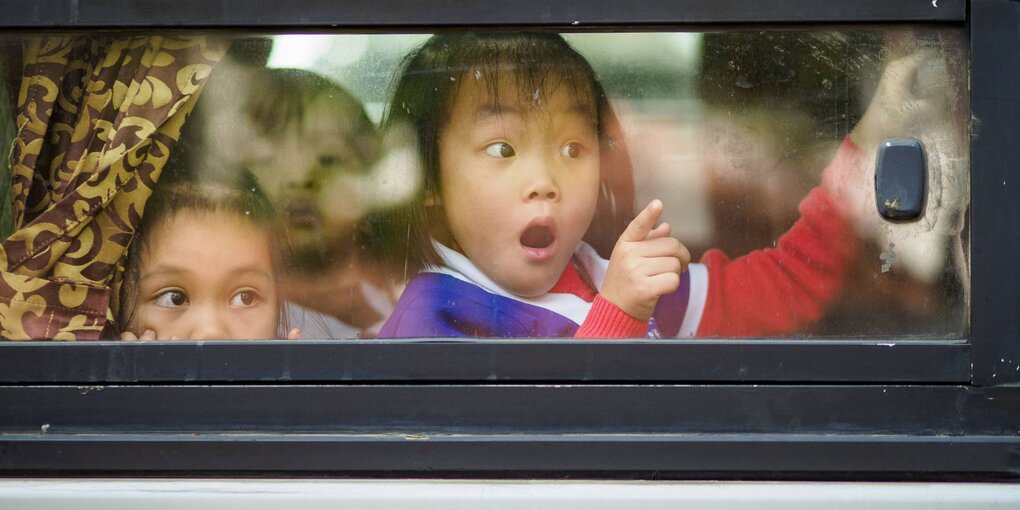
[425,240,608,326]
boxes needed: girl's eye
[230,290,259,307]
[154,290,188,308]
[561,142,583,159]
[318,154,344,168]
[484,142,516,159]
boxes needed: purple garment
[379,271,691,339]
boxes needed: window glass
[0,29,968,340]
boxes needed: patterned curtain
[0,36,226,340]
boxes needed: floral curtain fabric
[0,36,225,340]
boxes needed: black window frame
[1,0,1018,481]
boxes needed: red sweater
[562,139,861,338]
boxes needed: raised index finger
[620,199,664,243]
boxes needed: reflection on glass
[0,29,969,340]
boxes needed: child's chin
[503,277,559,299]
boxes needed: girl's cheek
[132,305,170,338]
[236,305,279,339]
[236,302,277,324]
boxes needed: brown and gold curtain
[0,36,225,340]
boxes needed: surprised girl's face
[437,76,601,297]
[130,210,280,340]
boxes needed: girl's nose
[528,186,558,201]
[188,306,232,340]
[523,161,560,202]
[287,178,320,193]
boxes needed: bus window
[0,28,967,341]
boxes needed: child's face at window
[438,76,601,297]
[130,210,280,339]
[234,95,386,266]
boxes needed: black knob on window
[875,139,927,222]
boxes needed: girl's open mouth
[284,201,322,229]
[520,222,557,262]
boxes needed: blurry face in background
[244,94,383,267]
[199,65,418,272]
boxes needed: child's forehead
[450,69,598,122]
[148,209,271,250]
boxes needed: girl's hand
[831,33,949,228]
[600,200,691,320]
[120,329,302,340]
[849,34,941,153]
[121,329,157,341]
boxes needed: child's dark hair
[116,160,288,335]
[245,67,379,169]
[179,63,380,181]
[371,32,634,275]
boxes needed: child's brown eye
[484,142,516,159]
[154,290,189,308]
[318,154,345,167]
[561,142,582,159]
[230,290,258,307]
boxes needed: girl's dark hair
[370,32,634,276]
[245,67,379,168]
[179,63,380,181]
[116,160,288,335]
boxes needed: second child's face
[439,76,601,297]
[245,96,382,263]
[130,210,280,340]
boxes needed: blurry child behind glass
[180,40,404,336]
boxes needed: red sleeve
[696,139,862,337]
[575,295,649,338]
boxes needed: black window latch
[875,138,927,222]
